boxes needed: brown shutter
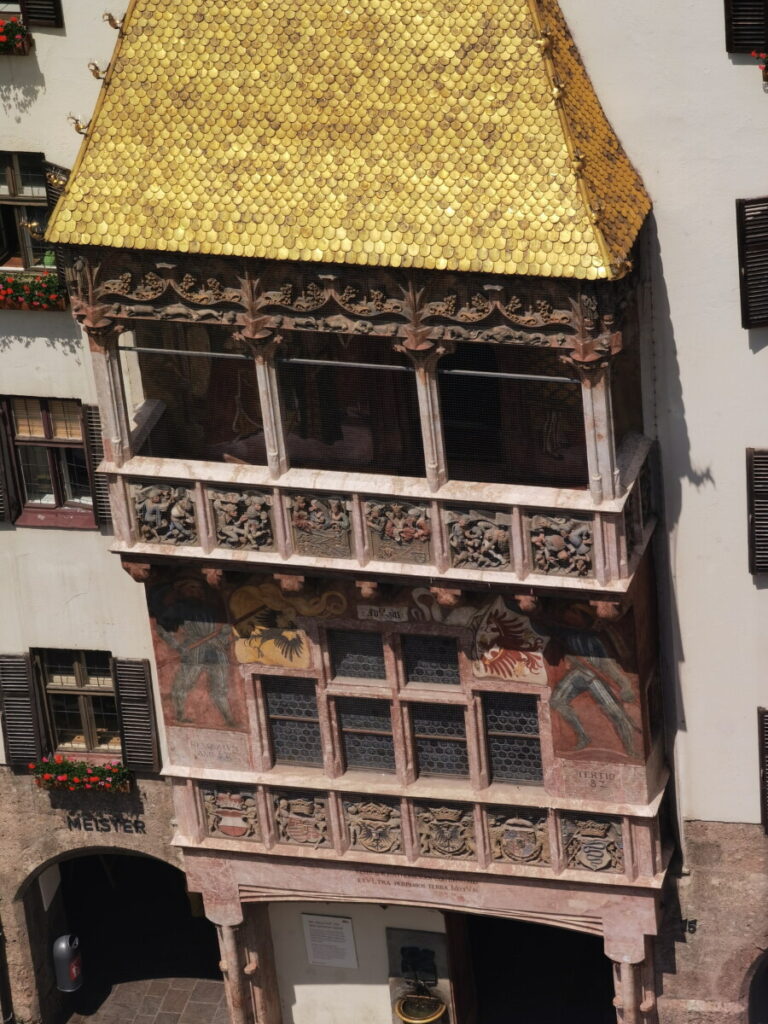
[112,659,160,772]
[43,161,69,287]
[760,707,768,832]
[19,0,64,27]
[737,197,768,328]
[0,655,45,767]
[83,405,112,526]
[0,402,21,524]
[725,0,768,51]
[747,449,768,571]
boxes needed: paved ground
[68,977,228,1024]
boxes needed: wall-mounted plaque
[302,914,358,969]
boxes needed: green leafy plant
[28,755,133,792]
[0,270,66,311]
[0,16,30,54]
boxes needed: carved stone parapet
[343,797,402,855]
[203,785,261,841]
[561,814,624,873]
[131,482,198,545]
[487,808,550,865]
[415,803,475,860]
[210,490,274,551]
[445,508,510,570]
[288,494,352,558]
[365,499,431,564]
[274,791,329,847]
[529,513,593,577]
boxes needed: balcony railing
[105,428,655,590]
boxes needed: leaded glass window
[483,692,542,783]
[336,697,395,772]
[402,635,460,685]
[263,677,323,767]
[328,629,386,680]
[410,702,468,778]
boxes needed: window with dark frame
[410,701,469,778]
[328,629,386,680]
[263,677,323,767]
[724,0,768,52]
[336,696,395,772]
[483,692,543,784]
[402,635,461,686]
[0,2,64,28]
[37,649,121,753]
[0,151,52,270]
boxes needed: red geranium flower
[0,36,7,43]
[56,774,67,782]
[43,773,53,781]
[28,762,35,770]
[54,754,64,763]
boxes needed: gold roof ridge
[48,0,651,280]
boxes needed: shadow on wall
[0,311,82,354]
[0,48,45,120]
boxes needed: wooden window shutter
[0,403,21,524]
[112,659,160,772]
[725,0,768,51]
[43,162,70,287]
[748,449,768,571]
[0,655,45,766]
[83,405,112,526]
[737,197,768,328]
[19,0,64,28]
[759,707,768,832]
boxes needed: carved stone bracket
[120,559,157,584]
[273,573,305,594]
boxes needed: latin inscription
[356,606,410,622]
[66,812,146,834]
[575,769,616,789]
[357,870,478,895]
[188,738,242,765]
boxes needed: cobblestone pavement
[68,977,228,1024]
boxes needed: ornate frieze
[415,803,475,860]
[365,499,431,564]
[132,483,198,545]
[487,808,550,865]
[202,785,261,841]
[344,798,402,855]
[274,791,329,847]
[529,514,593,576]
[445,509,511,570]
[210,490,274,550]
[561,814,624,873]
[289,494,352,557]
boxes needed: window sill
[16,506,97,529]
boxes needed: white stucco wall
[269,901,446,1024]
[560,0,768,824]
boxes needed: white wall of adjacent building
[561,0,768,825]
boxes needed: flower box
[0,271,67,311]
[0,17,32,55]
[28,756,133,793]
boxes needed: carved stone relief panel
[273,790,330,848]
[288,494,352,558]
[561,814,624,873]
[487,807,550,865]
[202,784,261,841]
[445,508,510,570]
[343,797,402,855]
[365,499,432,564]
[529,514,593,576]
[132,482,198,545]
[415,803,475,860]
[210,490,274,550]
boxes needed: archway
[750,950,768,1024]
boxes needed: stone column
[395,338,452,492]
[203,891,250,1024]
[235,329,287,480]
[85,320,132,467]
[606,937,658,1024]
[567,357,619,505]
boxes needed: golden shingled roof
[47,0,650,279]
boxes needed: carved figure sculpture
[366,500,431,563]
[211,490,273,550]
[290,495,351,556]
[530,515,592,576]
[134,484,198,545]
[446,510,510,569]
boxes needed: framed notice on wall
[302,914,358,969]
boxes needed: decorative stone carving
[132,483,198,545]
[415,804,475,860]
[561,815,624,873]
[446,509,510,569]
[202,786,261,841]
[487,808,550,865]
[210,490,274,550]
[344,798,402,855]
[529,514,593,576]
[289,494,352,557]
[365,500,431,564]
[274,791,329,847]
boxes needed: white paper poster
[302,914,358,969]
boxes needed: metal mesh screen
[336,696,395,772]
[328,629,386,679]
[483,692,542,783]
[410,702,468,777]
[263,677,323,766]
[402,635,460,685]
